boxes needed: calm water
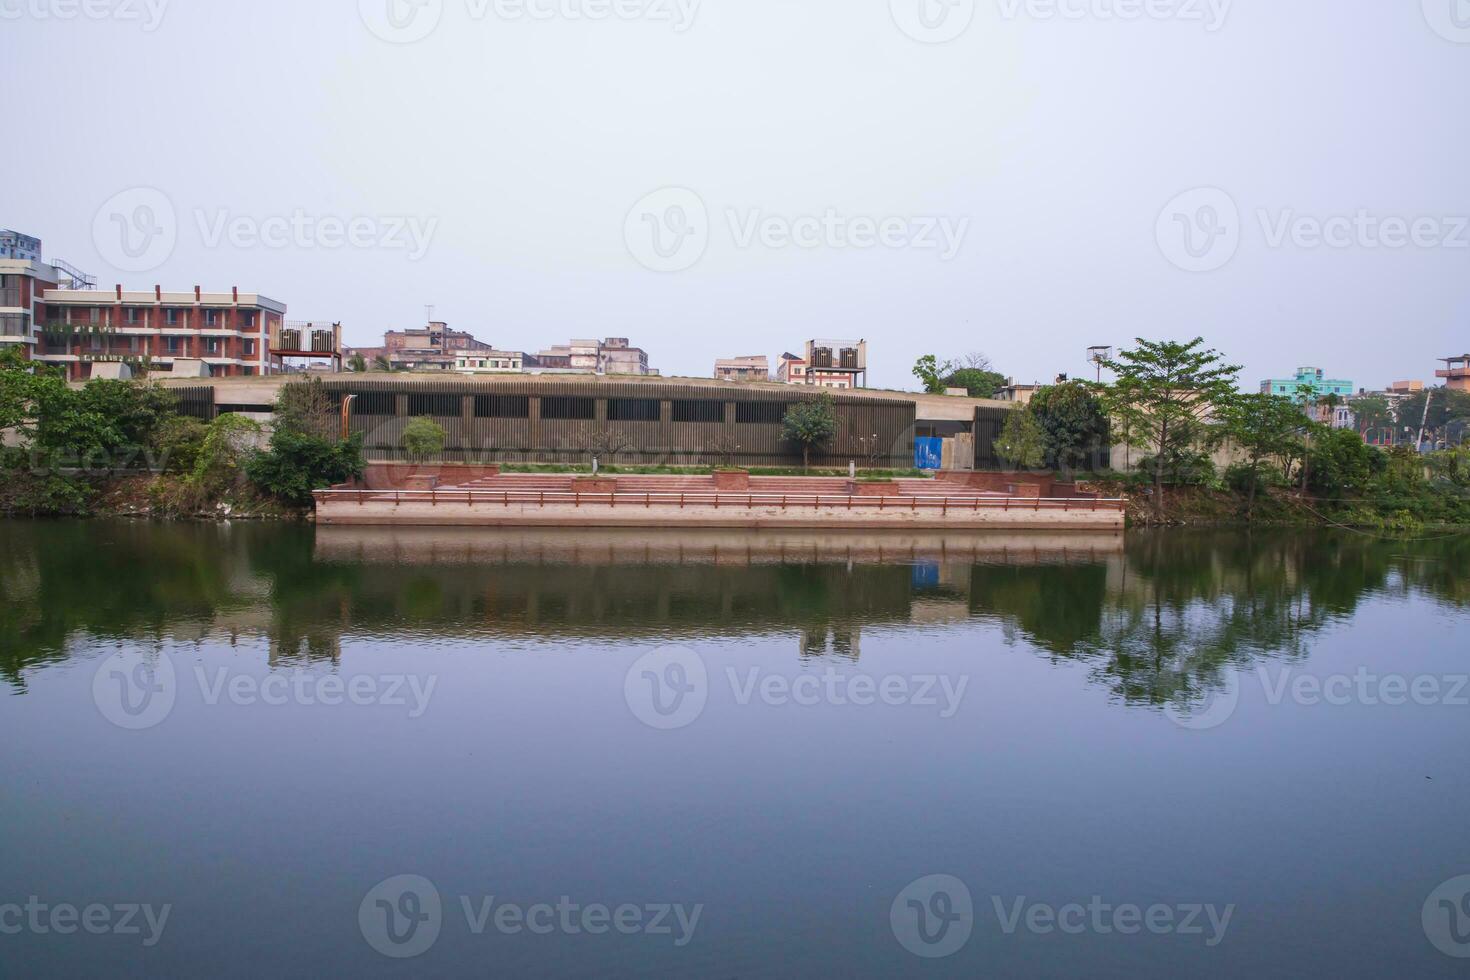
[2,521,1469,978]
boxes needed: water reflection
[2,521,1466,717]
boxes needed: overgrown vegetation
[0,352,361,518]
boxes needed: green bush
[247,429,364,507]
[152,416,209,475]
[402,417,446,461]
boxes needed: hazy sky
[4,0,1467,390]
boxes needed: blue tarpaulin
[914,437,944,470]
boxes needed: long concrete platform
[313,473,1127,531]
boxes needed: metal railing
[314,488,1127,513]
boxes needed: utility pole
[1416,388,1434,452]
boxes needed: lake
[2,521,1468,978]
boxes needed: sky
[3,0,1467,391]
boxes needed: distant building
[534,337,655,376]
[714,355,769,382]
[1436,355,1470,392]
[346,321,494,371]
[994,379,1042,405]
[3,228,318,379]
[455,350,526,373]
[1261,367,1354,402]
[776,343,865,390]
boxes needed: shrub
[152,416,209,475]
[247,429,364,507]
[402,417,446,461]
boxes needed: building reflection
[2,522,1466,718]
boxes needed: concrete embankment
[313,472,1127,532]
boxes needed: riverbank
[1107,482,1470,532]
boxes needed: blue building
[1260,367,1354,402]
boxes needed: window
[607,398,661,422]
[206,338,220,355]
[474,395,530,419]
[735,401,785,425]
[355,393,396,416]
[540,396,595,420]
[241,312,256,328]
[672,400,725,423]
[125,307,141,324]
[166,337,180,354]
[407,393,461,417]
[244,340,255,356]
[166,309,180,325]
[128,336,139,352]
[205,310,220,326]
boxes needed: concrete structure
[534,337,655,376]
[346,321,494,371]
[776,351,856,389]
[1261,367,1354,401]
[714,355,770,382]
[1,228,320,380]
[994,380,1043,405]
[1437,355,1470,393]
[455,350,526,373]
[314,472,1124,531]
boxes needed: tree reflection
[2,523,1466,715]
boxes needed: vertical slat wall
[171,385,217,421]
[972,405,1012,470]
[323,379,916,467]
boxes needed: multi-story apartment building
[455,350,526,373]
[1260,367,1354,401]
[714,355,770,382]
[2,229,317,379]
[776,342,867,390]
[534,337,654,376]
[1437,355,1470,393]
[347,321,494,371]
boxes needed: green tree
[348,353,367,373]
[1030,381,1109,473]
[1099,338,1240,514]
[912,355,949,395]
[943,368,1006,399]
[1218,393,1306,518]
[1308,428,1384,498]
[782,394,838,471]
[246,380,364,507]
[402,417,446,462]
[995,407,1046,469]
